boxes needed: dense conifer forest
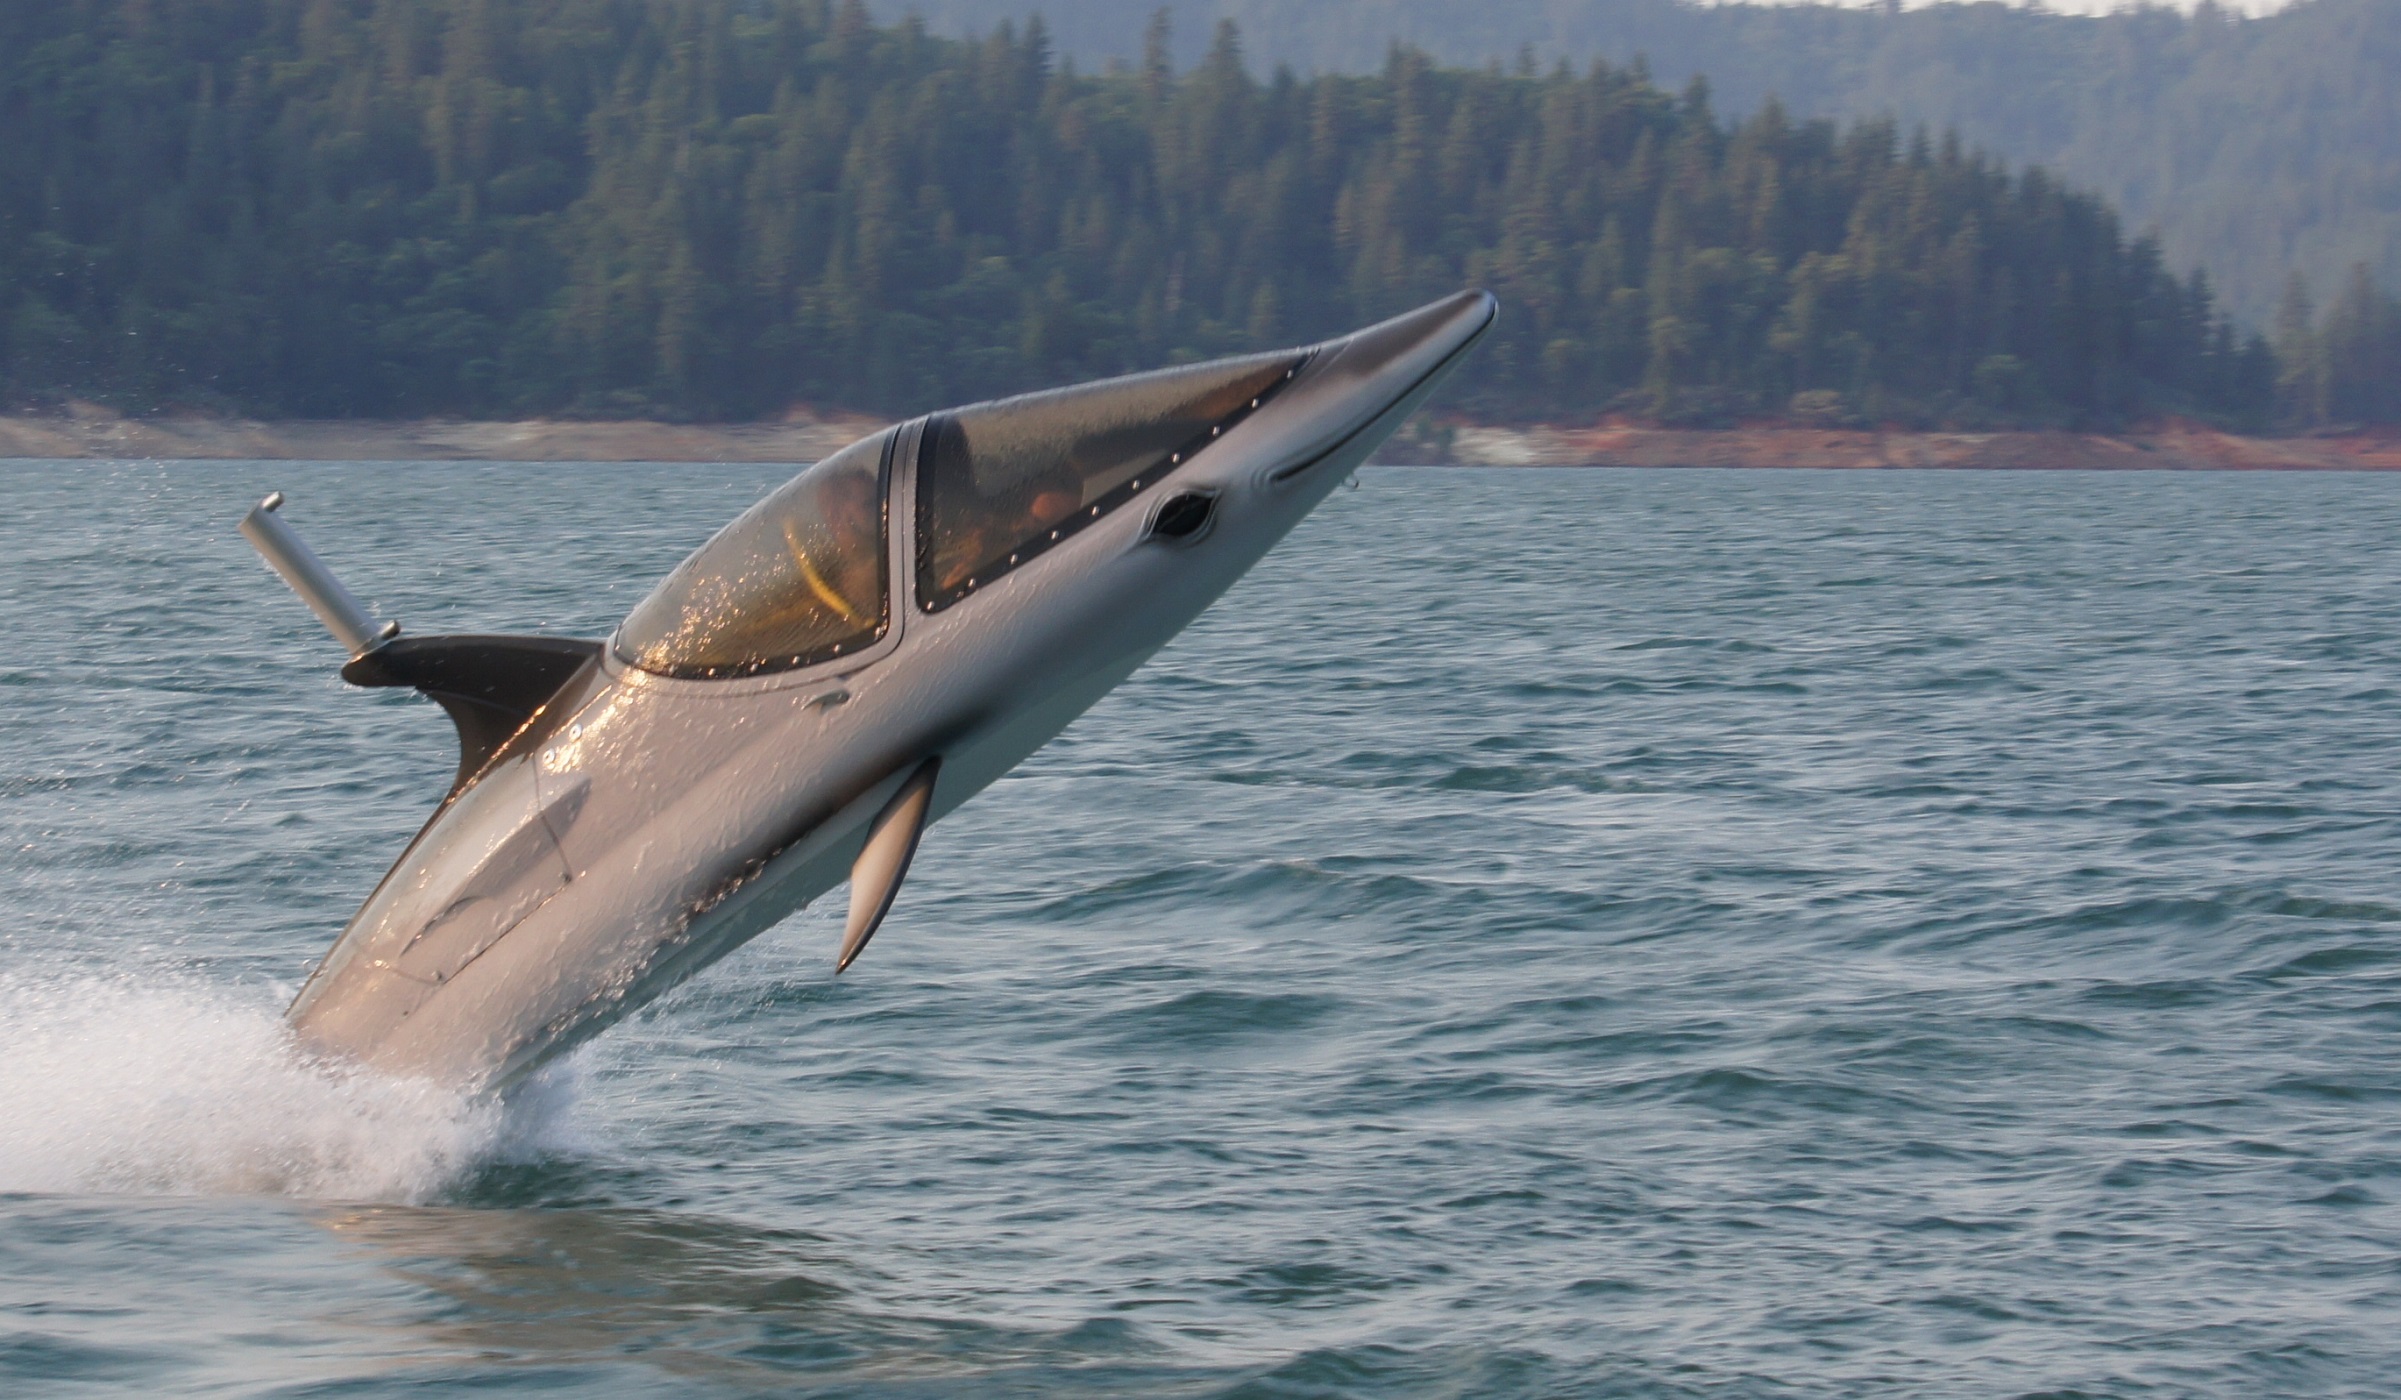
[2275,267,2401,430]
[888,0,2401,330]
[0,0,2294,428]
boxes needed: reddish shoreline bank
[5,406,2396,470]
[0,408,882,464]
[1434,422,2401,472]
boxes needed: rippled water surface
[4,461,2400,1396]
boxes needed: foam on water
[0,970,573,1201]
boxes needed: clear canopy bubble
[617,432,893,678]
[916,352,1303,608]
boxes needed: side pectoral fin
[837,759,939,973]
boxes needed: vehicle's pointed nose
[1308,289,1498,400]
[1241,291,1495,485]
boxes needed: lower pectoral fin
[837,759,939,972]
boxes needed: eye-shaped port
[1146,490,1218,543]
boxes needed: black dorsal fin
[341,635,604,793]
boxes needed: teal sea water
[3,461,2398,1396]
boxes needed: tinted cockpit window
[616,432,892,678]
[916,352,1303,610]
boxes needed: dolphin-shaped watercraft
[243,291,1496,1092]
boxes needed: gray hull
[274,291,1497,1092]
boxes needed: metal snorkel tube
[240,493,604,797]
[238,493,400,659]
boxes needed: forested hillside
[0,0,2274,428]
[874,0,2401,329]
[2276,268,2401,429]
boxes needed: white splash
[0,971,577,1202]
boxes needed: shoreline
[0,409,882,465]
[1431,422,2401,472]
[4,408,2396,471]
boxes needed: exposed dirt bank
[1433,422,2401,471]
[5,405,2396,470]
[0,406,881,463]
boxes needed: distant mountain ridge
[866,0,2400,326]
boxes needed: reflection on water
[322,1205,853,1379]
[312,1199,1233,1395]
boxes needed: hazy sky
[1748,0,2293,12]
